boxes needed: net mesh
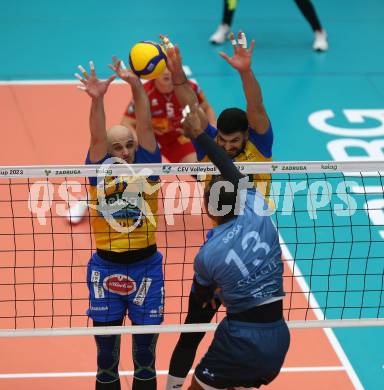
[0,161,383,336]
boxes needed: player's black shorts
[195,317,290,388]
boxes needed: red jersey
[124,79,206,149]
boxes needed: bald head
[107,125,138,163]
[107,125,137,143]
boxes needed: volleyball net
[0,160,383,337]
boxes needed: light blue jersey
[194,189,284,314]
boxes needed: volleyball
[129,41,167,80]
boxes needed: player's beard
[229,138,247,159]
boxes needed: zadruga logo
[90,157,161,234]
[44,169,51,176]
[271,164,278,172]
[321,163,338,171]
[54,169,81,176]
[281,165,307,171]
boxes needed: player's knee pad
[95,334,121,383]
[132,333,158,380]
[96,377,121,389]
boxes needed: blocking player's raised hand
[109,59,156,152]
[75,61,116,98]
[159,34,200,109]
[219,31,255,73]
[108,56,141,88]
[159,34,185,83]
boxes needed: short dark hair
[217,108,248,134]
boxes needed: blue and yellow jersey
[86,146,161,252]
[193,124,273,197]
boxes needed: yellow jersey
[194,124,273,198]
[86,147,161,252]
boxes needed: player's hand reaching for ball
[159,34,185,84]
[75,61,116,99]
[109,56,141,88]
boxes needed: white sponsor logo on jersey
[222,224,242,244]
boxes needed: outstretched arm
[76,62,116,163]
[110,58,157,153]
[160,35,209,130]
[219,32,270,134]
